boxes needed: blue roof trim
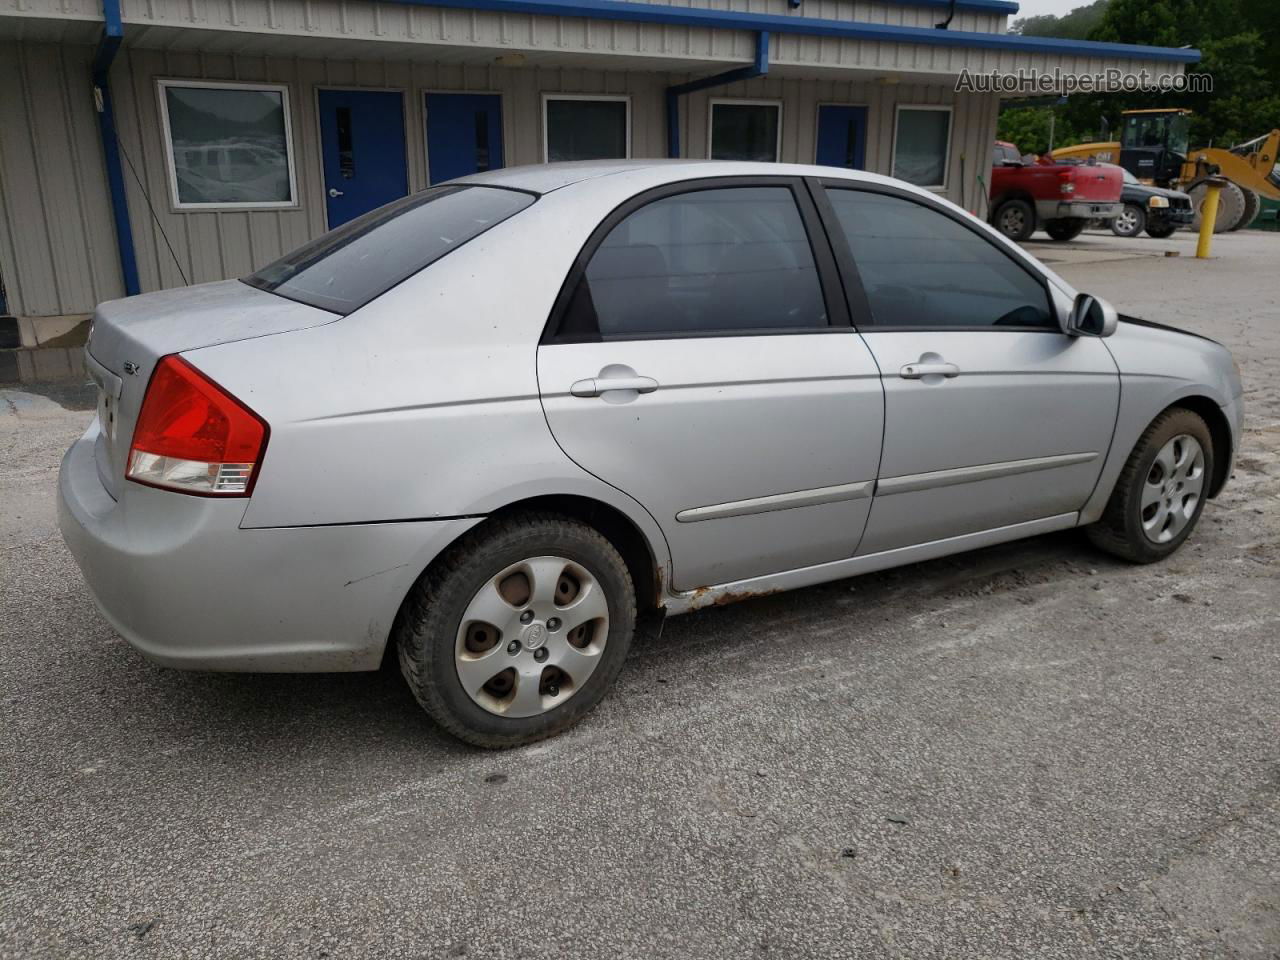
[384,0,1201,63]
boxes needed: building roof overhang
[0,0,1201,73]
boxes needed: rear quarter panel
[182,179,675,573]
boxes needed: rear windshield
[243,185,535,315]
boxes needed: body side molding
[676,479,875,523]
[876,452,1098,496]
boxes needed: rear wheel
[1086,408,1214,563]
[395,512,636,748]
[1110,203,1147,238]
[993,199,1035,241]
[1044,218,1087,242]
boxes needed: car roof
[456,159,902,194]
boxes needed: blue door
[318,89,409,228]
[425,93,504,185]
[815,105,868,170]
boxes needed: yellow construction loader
[1052,109,1280,232]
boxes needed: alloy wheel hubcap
[1141,434,1205,544]
[1001,208,1025,233]
[455,556,609,717]
[1116,209,1138,233]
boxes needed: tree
[1064,0,1280,147]
[996,107,1089,154]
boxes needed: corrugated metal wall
[4,0,1006,53]
[0,39,998,317]
[0,41,125,317]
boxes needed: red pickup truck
[988,140,1123,242]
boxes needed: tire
[1233,188,1261,231]
[1110,203,1147,238]
[1189,180,1246,233]
[1086,408,1215,564]
[1145,222,1177,239]
[993,199,1035,241]
[1044,218,1086,241]
[395,511,637,748]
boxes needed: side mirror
[1066,293,1118,338]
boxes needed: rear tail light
[127,355,268,496]
[1059,173,1076,195]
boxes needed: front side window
[244,185,534,315]
[709,101,781,162]
[561,186,828,339]
[158,80,297,208]
[827,189,1053,329]
[544,97,630,162]
[892,107,952,189]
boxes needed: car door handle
[900,361,960,380]
[570,375,659,398]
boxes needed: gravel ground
[2,229,1278,959]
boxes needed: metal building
[0,0,1197,323]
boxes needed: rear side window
[827,189,1053,329]
[562,186,828,339]
[244,185,534,315]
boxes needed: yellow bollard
[1195,177,1226,258]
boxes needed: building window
[709,101,781,162]
[891,105,952,189]
[543,95,630,162]
[157,79,298,209]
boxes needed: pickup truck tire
[1110,203,1146,238]
[1145,223,1178,239]
[1044,218,1087,242]
[993,199,1035,241]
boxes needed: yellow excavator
[1052,109,1280,232]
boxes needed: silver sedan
[59,160,1244,747]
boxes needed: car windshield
[244,185,535,315]
[1121,168,1139,185]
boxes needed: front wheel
[1044,218,1087,241]
[1145,222,1177,239]
[1086,408,1214,563]
[395,512,637,748]
[1110,203,1146,238]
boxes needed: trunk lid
[85,280,336,499]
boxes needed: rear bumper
[1037,200,1123,220]
[58,422,481,672]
